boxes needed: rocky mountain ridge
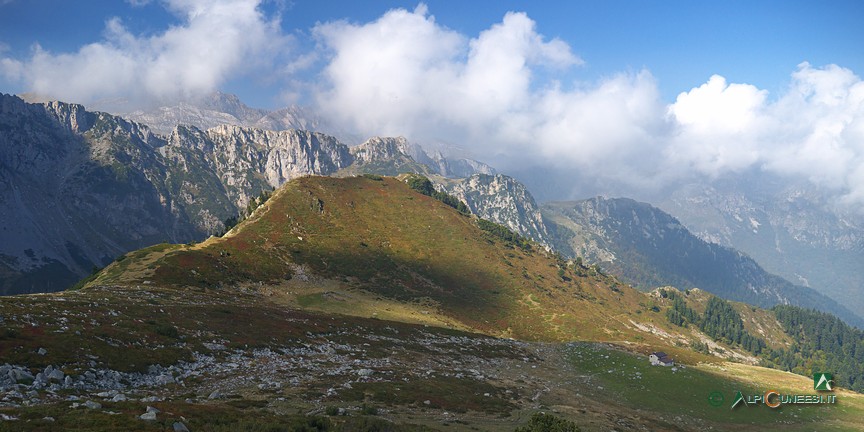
[445,173,551,246]
[543,196,864,328]
[0,94,495,295]
[5,93,862,330]
[659,180,864,321]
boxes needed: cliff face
[0,95,356,294]
[446,174,550,246]
[1,95,499,294]
[1,95,196,293]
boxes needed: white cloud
[664,75,768,177]
[312,6,669,186]
[0,0,288,105]
[313,7,648,161]
[311,8,864,208]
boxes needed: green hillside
[3,175,864,430]
[88,176,680,346]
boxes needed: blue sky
[2,0,862,106]
[1,0,864,205]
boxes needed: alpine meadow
[2,1,864,431]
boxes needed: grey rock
[83,400,101,409]
[8,369,34,383]
[140,396,164,402]
[446,174,550,246]
[139,411,157,421]
[48,368,64,382]
[154,374,175,385]
[173,422,190,432]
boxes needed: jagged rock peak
[447,174,550,245]
[40,100,93,134]
[350,136,412,162]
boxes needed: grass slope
[4,176,862,430]
[87,176,684,347]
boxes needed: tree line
[663,290,766,355]
[762,305,864,392]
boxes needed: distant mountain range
[542,197,864,328]
[659,179,864,327]
[2,92,862,329]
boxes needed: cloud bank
[312,6,864,208]
[2,3,863,208]
[1,0,287,105]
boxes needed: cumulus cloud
[313,6,672,190]
[311,7,864,208]
[666,62,864,205]
[0,0,288,105]
[313,6,593,157]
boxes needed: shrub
[155,324,180,339]
[515,412,581,432]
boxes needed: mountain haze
[543,197,864,328]
[660,180,864,323]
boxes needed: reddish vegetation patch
[230,238,250,251]
[176,254,198,267]
[22,325,45,337]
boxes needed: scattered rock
[83,401,101,410]
[37,348,47,356]
[111,394,127,402]
[203,343,227,351]
[146,406,160,414]
[8,369,34,383]
[208,391,222,400]
[173,421,190,432]
[356,369,374,377]
[48,368,65,382]
[139,411,157,421]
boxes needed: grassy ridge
[87,176,681,346]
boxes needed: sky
[1,0,864,206]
